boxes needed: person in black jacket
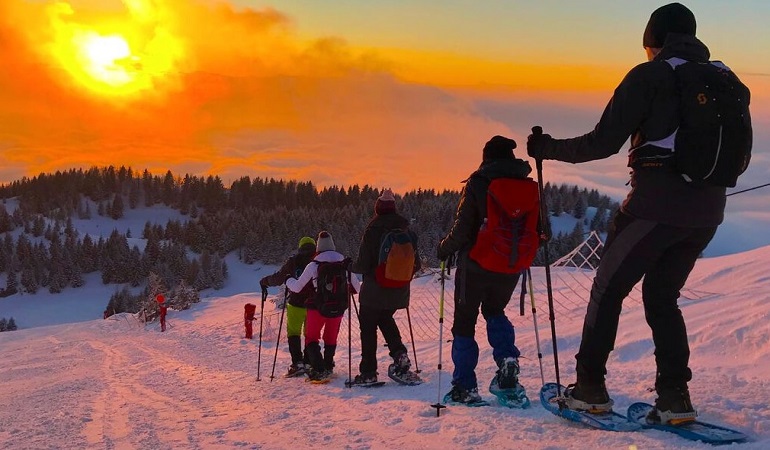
[260,236,317,377]
[437,135,533,404]
[350,189,421,384]
[527,3,751,423]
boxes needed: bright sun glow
[77,34,134,87]
[43,0,185,100]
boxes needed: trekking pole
[527,268,546,386]
[257,287,267,381]
[406,306,420,373]
[430,260,448,417]
[269,285,288,382]
[532,126,564,401]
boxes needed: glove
[259,277,268,289]
[526,131,553,160]
[436,243,448,262]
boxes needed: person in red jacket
[157,294,168,332]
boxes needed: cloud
[0,0,768,206]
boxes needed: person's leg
[451,260,483,390]
[285,304,306,365]
[304,309,324,373]
[575,213,662,385]
[321,316,343,373]
[643,226,716,393]
[379,309,407,360]
[481,273,520,364]
[358,305,380,375]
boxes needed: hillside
[1,245,768,449]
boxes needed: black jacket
[537,34,746,227]
[262,243,316,307]
[352,212,421,310]
[437,157,533,259]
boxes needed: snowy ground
[1,245,769,449]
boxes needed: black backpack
[669,58,751,187]
[313,259,350,318]
[630,58,752,187]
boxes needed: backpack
[468,177,540,274]
[375,229,416,288]
[313,260,350,318]
[633,58,751,187]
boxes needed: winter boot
[564,380,613,413]
[494,357,520,389]
[647,385,697,425]
[323,345,337,373]
[443,384,484,405]
[351,371,379,385]
[489,357,529,408]
[304,341,325,377]
[285,362,307,378]
[387,351,422,385]
[391,351,411,376]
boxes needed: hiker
[260,236,318,377]
[437,135,536,405]
[157,294,168,332]
[526,3,752,424]
[286,231,360,382]
[350,189,422,385]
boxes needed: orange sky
[1,0,767,196]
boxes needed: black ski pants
[358,305,407,374]
[576,211,717,390]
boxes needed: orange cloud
[2,0,766,198]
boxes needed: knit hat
[482,135,517,161]
[298,236,316,249]
[643,3,696,48]
[156,294,165,303]
[316,231,335,252]
[375,188,396,215]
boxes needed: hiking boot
[353,371,378,384]
[495,357,520,389]
[564,381,613,413]
[286,362,307,378]
[647,386,698,425]
[391,351,411,376]
[445,385,483,404]
[307,368,332,382]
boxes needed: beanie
[375,188,397,215]
[643,3,696,48]
[482,135,517,161]
[316,231,335,252]
[156,294,165,303]
[298,236,316,249]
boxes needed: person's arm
[351,225,376,275]
[261,256,295,287]
[286,261,316,293]
[437,180,481,259]
[542,64,651,163]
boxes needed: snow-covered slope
[1,245,768,449]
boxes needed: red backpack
[469,178,540,274]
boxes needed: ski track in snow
[2,247,770,449]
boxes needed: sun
[76,33,135,87]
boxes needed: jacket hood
[470,157,532,181]
[657,33,710,62]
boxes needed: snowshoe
[489,375,530,408]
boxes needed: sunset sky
[1,1,768,218]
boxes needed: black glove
[526,131,553,160]
[436,243,448,262]
[259,276,269,289]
